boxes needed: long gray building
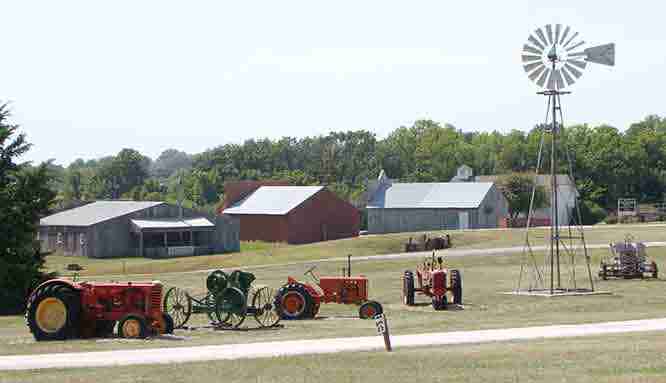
[366,171,508,234]
[39,201,240,258]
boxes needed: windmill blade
[535,28,549,47]
[568,59,587,70]
[560,26,571,45]
[528,35,545,51]
[566,40,586,51]
[555,24,561,45]
[564,31,579,48]
[537,67,550,87]
[528,65,547,82]
[523,61,543,73]
[567,51,587,58]
[560,66,575,86]
[564,63,583,79]
[545,25,554,45]
[522,54,541,63]
[584,43,615,66]
[523,44,543,55]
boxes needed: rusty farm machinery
[26,278,174,341]
[163,269,281,329]
[275,256,384,320]
[404,233,451,253]
[599,235,658,280]
[402,253,462,310]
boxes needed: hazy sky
[2,1,664,166]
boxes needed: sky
[2,1,665,166]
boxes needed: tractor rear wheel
[118,314,148,338]
[359,301,383,319]
[163,287,192,329]
[432,295,447,311]
[275,284,314,320]
[402,271,415,306]
[450,269,463,305]
[26,284,81,341]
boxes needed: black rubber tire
[94,320,117,337]
[118,314,148,338]
[450,269,463,305]
[26,284,81,341]
[402,271,415,306]
[432,295,447,311]
[359,301,383,319]
[274,284,314,320]
[162,313,175,334]
[652,262,659,279]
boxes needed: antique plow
[163,269,280,329]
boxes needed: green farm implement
[163,270,280,329]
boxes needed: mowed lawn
[43,223,666,276]
[3,242,666,357]
[4,332,666,383]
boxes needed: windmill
[514,24,615,296]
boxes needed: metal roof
[367,182,494,209]
[40,201,165,227]
[223,186,324,215]
[131,217,215,230]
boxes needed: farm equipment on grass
[402,253,462,310]
[163,269,280,329]
[275,255,383,320]
[25,279,173,341]
[404,233,451,252]
[599,235,658,280]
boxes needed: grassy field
[43,224,666,277]
[4,243,666,357]
[4,331,666,383]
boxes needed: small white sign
[374,313,387,335]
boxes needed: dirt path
[2,317,666,371]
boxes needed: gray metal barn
[39,201,240,258]
[366,171,508,234]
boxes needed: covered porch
[131,218,217,258]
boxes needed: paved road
[2,317,666,371]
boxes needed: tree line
[47,116,666,218]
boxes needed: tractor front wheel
[402,271,415,306]
[275,284,314,320]
[118,314,148,339]
[432,295,447,311]
[359,301,383,319]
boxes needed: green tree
[498,173,547,226]
[0,104,56,314]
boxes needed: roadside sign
[374,313,392,352]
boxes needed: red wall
[229,189,360,244]
[236,215,289,242]
[287,189,360,244]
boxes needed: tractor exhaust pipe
[348,254,352,277]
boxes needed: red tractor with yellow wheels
[25,278,174,341]
[275,256,383,320]
[402,253,462,310]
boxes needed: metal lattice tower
[515,24,615,296]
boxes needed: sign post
[374,313,392,352]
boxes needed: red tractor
[402,253,462,310]
[25,278,174,341]
[275,256,383,320]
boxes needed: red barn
[221,182,360,244]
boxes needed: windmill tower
[514,24,615,296]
